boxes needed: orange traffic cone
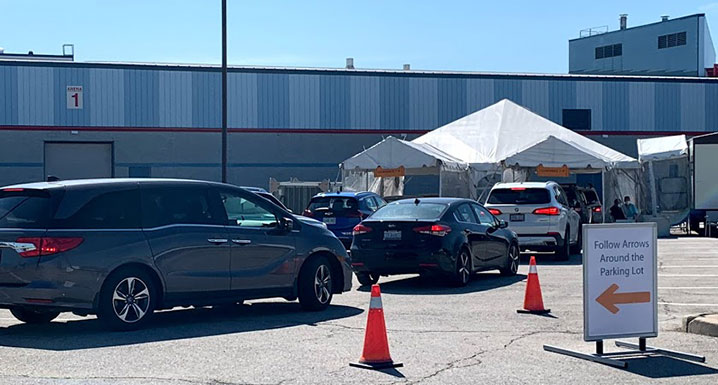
[350,284,403,370]
[517,256,551,314]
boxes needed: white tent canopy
[340,136,472,197]
[637,135,688,162]
[413,99,639,170]
[341,136,468,172]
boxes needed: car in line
[0,179,352,330]
[302,191,386,248]
[484,181,581,260]
[350,197,520,286]
[560,183,603,224]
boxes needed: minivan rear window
[53,188,141,229]
[0,190,51,229]
[307,197,358,212]
[487,188,551,205]
[370,202,448,221]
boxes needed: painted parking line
[658,274,718,277]
[658,287,718,290]
[660,266,718,268]
[658,302,718,307]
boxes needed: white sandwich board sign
[583,222,658,341]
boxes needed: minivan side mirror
[498,220,509,229]
[282,217,294,232]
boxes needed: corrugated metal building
[1,59,718,188]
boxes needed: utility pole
[221,0,228,183]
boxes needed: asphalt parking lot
[0,238,716,384]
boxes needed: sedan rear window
[487,188,551,205]
[370,202,448,221]
[0,191,51,229]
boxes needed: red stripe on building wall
[0,125,712,137]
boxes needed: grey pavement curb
[683,313,718,337]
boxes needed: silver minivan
[484,181,581,260]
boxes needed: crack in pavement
[318,322,499,334]
[387,330,580,384]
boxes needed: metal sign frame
[544,222,704,368]
[582,222,658,342]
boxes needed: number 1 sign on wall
[66,86,83,109]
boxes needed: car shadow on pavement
[620,355,718,378]
[0,302,363,351]
[357,272,526,295]
[519,252,584,266]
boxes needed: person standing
[610,199,626,222]
[623,196,638,221]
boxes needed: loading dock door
[44,142,113,180]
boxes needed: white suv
[484,181,581,260]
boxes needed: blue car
[303,192,386,248]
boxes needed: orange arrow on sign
[596,283,650,314]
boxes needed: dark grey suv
[0,179,352,330]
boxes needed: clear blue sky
[2,0,717,73]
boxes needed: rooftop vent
[661,15,669,22]
[403,64,411,71]
[345,57,354,69]
[619,14,627,30]
[0,47,4,54]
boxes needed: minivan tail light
[593,206,602,213]
[533,207,561,216]
[353,224,372,235]
[15,237,84,258]
[413,224,452,237]
[488,208,502,216]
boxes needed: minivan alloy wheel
[314,265,332,304]
[112,277,151,323]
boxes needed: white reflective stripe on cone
[529,263,538,274]
[369,296,383,309]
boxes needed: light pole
[221,0,228,183]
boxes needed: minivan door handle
[207,238,228,245]
[232,239,252,245]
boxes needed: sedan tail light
[352,224,372,235]
[413,224,452,237]
[15,237,84,258]
[532,207,561,216]
[488,208,502,216]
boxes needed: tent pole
[648,161,659,215]
[601,169,606,223]
[439,172,443,197]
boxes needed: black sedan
[350,198,520,286]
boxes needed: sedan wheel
[500,244,520,276]
[452,250,472,286]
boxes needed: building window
[595,44,622,59]
[562,109,591,131]
[658,32,686,49]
